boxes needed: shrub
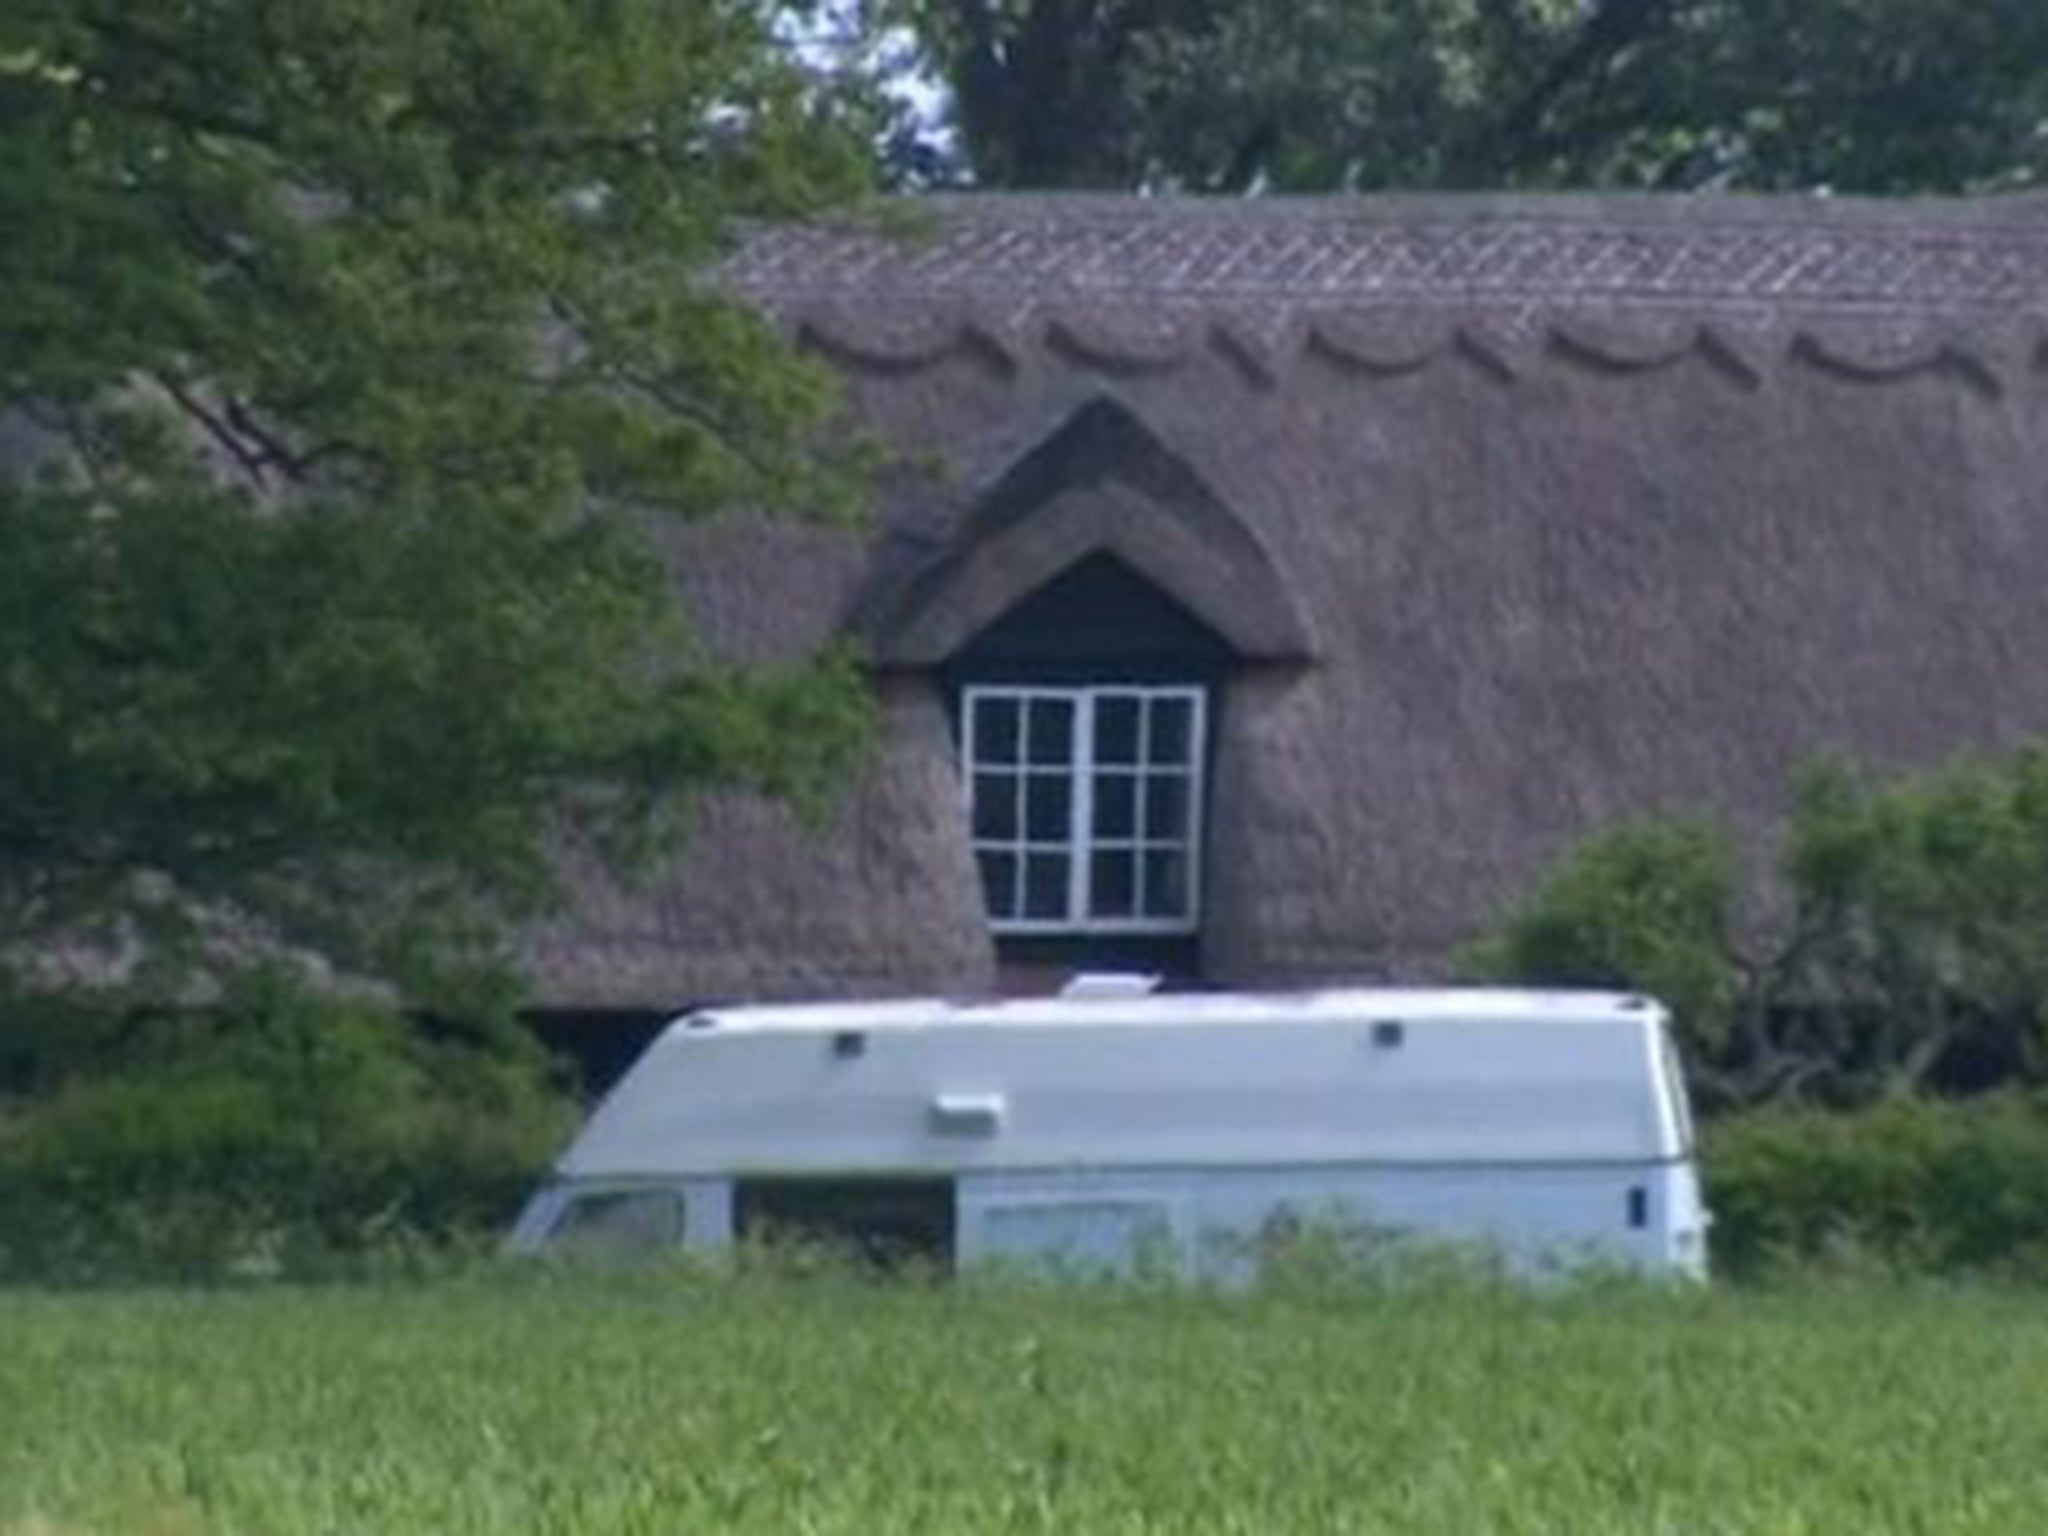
[1460,817,1741,1061]
[0,969,575,1283]
[1465,746,2048,1109]
[1705,1093,2048,1281]
[1771,754,2048,1098]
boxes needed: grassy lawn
[3,1272,2045,1534]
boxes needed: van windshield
[547,1188,684,1258]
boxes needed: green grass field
[3,1272,2046,1534]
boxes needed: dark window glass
[1023,853,1070,919]
[1142,848,1189,919]
[1150,696,1193,763]
[1092,772,1137,840]
[978,850,1018,919]
[1027,697,1074,766]
[972,772,1019,841]
[1143,774,1190,841]
[963,685,1204,934]
[1089,850,1137,918]
[1096,696,1141,765]
[735,1178,955,1270]
[1025,772,1072,842]
[974,695,1021,765]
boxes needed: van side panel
[683,1178,733,1249]
[1650,1161,1711,1277]
[959,1163,1699,1278]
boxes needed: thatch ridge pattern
[794,305,1024,379]
[1305,312,1457,373]
[1788,329,2005,395]
[752,195,2048,393]
[731,195,2048,313]
[1543,315,1703,370]
[797,306,2036,392]
[1043,316,1197,374]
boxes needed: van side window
[548,1189,684,1258]
[734,1178,954,1269]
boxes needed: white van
[511,986,1709,1279]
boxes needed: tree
[896,0,2048,193]
[1459,817,1742,1070]
[889,0,1213,187]
[1463,751,2048,1110]
[1771,754,2048,1098]
[0,1,877,1014]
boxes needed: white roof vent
[1059,972,1163,1000]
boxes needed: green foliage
[0,969,575,1282]
[1772,754,2048,1097]
[1706,1094,2048,1280]
[1461,817,1740,1059]
[5,1277,2048,1530]
[0,0,877,1006]
[1466,745,2048,1108]
[898,0,2048,193]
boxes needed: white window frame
[961,683,1207,936]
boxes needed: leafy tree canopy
[0,0,877,1012]
[895,0,2048,193]
[1465,748,2048,1110]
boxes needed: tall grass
[2,1269,2044,1534]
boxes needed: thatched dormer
[521,192,2048,1016]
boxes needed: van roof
[556,988,1687,1179]
[679,987,1657,1035]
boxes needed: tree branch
[1468,0,1676,177]
[152,373,276,489]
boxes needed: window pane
[965,686,1205,933]
[1096,696,1140,765]
[1024,772,1072,842]
[1023,853,1071,920]
[1142,848,1191,919]
[1092,771,1136,839]
[972,695,1020,765]
[1143,773,1191,841]
[978,850,1019,919]
[1089,849,1137,918]
[1149,696,1194,765]
[548,1190,684,1259]
[1027,698,1074,766]
[972,772,1019,841]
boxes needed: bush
[1705,1094,2048,1281]
[1464,746,2048,1109]
[0,970,576,1283]
[1460,817,1741,1061]
[1771,754,2048,1097]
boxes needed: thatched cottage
[522,192,2048,1041]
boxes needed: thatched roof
[522,192,2048,1009]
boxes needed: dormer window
[860,398,1312,980]
[963,684,1207,934]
